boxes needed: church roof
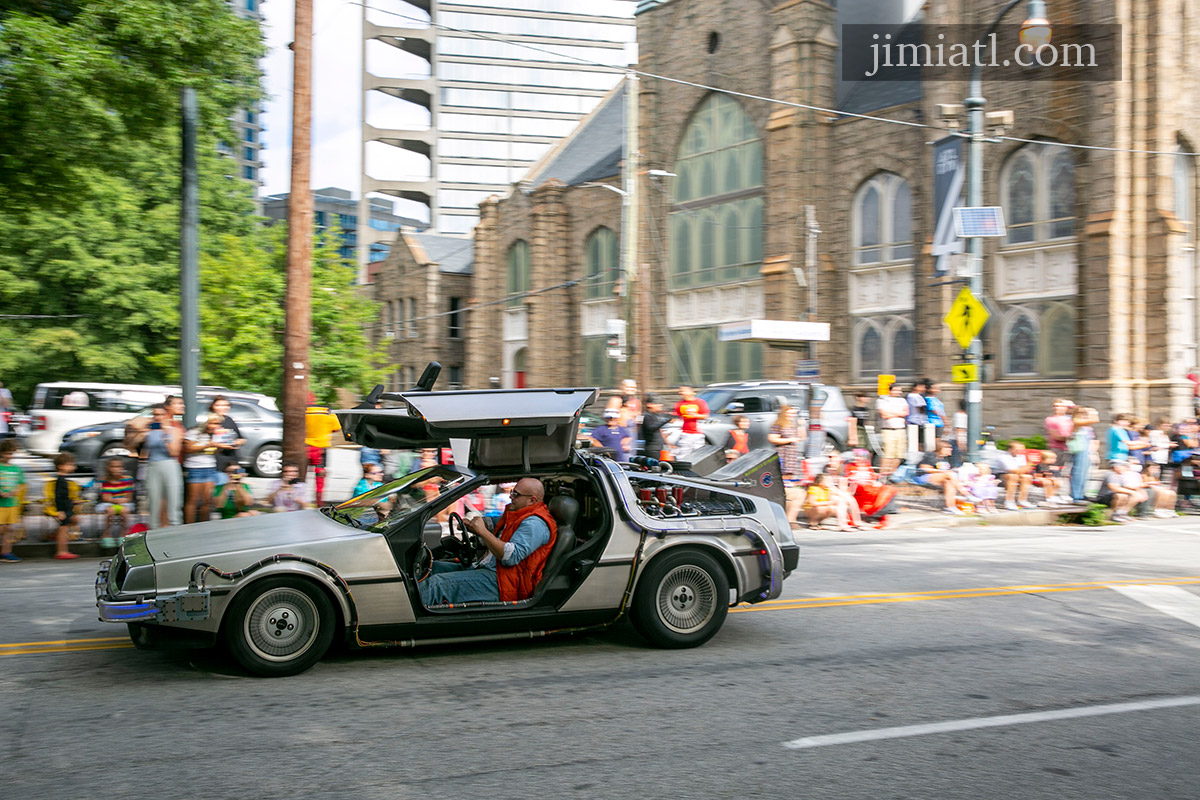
[523,82,626,190]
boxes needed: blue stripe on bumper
[97,599,158,623]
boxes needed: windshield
[330,465,471,531]
[697,390,734,413]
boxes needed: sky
[259,0,432,219]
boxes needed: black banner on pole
[931,135,964,276]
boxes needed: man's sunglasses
[510,490,533,500]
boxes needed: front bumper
[96,560,211,624]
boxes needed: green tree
[197,226,393,404]
[0,0,265,404]
[0,0,263,206]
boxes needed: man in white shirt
[875,383,909,478]
[998,441,1037,510]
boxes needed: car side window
[734,395,770,413]
[228,403,261,423]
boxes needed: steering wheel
[445,512,479,565]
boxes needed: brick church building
[370,0,1200,435]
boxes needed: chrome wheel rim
[243,588,319,662]
[656,565,717,634]
[256,447,283,477]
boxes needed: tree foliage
[198,226,392,405]
[0,2,385,409]
[0,0,264,206]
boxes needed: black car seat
[540,495,579,591]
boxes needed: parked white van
[22,382,277,457]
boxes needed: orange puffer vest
[494,501,557,602]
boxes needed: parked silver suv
[692,381,851,452]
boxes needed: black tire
[127,623,159,651]
[251,444,283,478]
[630,548,729,648]
[223,577,336,677]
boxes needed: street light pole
[621,71,640,381]
[963,0,1050,460]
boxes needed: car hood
[64,419,126,436]
[143,510,354,562]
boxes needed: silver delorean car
[96,374,799,677]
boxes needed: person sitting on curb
[916,440,967,515]
[95,458,135,546]
[1035,450,1065,506]
[269,462,309,513]
[1096,460,1145,523]
[802,474,837,530]
[1121,462,1178,519]
[213,463,259,519]
[999,441,1037,510]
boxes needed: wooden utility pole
[283,0,314,476]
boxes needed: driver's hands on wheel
[465,514,490,536]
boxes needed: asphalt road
[4,519,1200,799]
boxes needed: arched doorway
[513,347,527,389]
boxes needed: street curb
[791,506,1078,534]
[9,540,119,560]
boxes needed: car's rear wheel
[630,549,729,648]
[224,577,335,677]
[251,444,283,478]
[99,443,132,461]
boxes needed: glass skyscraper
[231,0,266,189]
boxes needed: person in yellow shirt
[305,393,343,505]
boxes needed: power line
[353,0,1200,159]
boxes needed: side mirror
[422,520,444,549]
[725,402,745,414]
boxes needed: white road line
[1110,584,1200,629]
[782,696,1200,750]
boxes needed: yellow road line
[750,577,1200,607]
[0,643,132,657]
[0,636,128,649]
[733,578,1200,614]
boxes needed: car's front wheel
[127,622,158,650]
[630,549,729,648]
[251,444,283,478]
[224,577,336,677]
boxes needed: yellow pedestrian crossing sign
[945,287,989,349]
[951,363,978,383]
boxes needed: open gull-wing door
[337,388,599,471]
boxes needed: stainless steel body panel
[590,458,788,604]
[101,510,411,634]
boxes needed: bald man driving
[419,477,558,606]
